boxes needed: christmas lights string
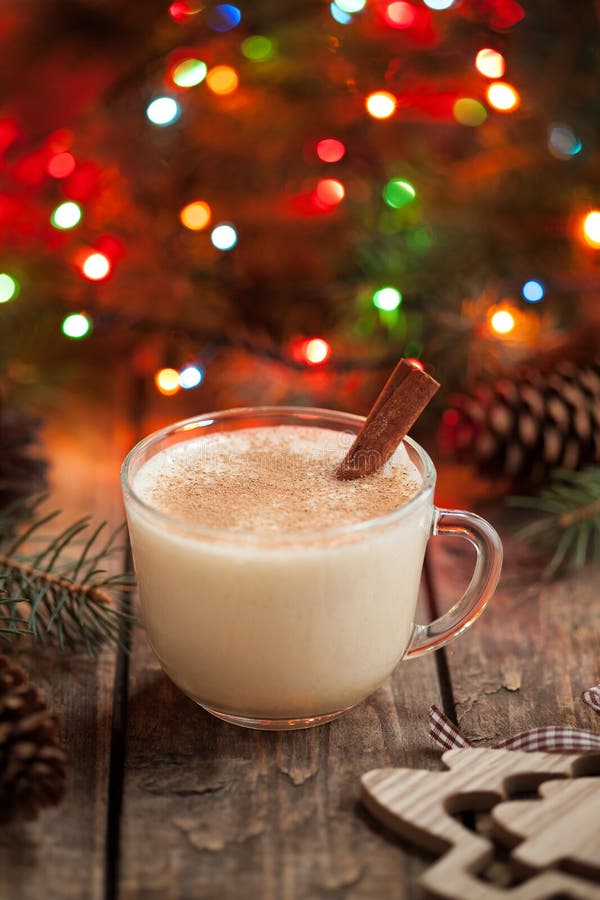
[1,0,598,398]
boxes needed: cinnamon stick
[335,359,440,480]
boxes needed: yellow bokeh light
[582,210,600,248]
[180,200,212,231]
[155,367,181,395]
[486,81,520,113]
[475,48,506,79]
[490,308,516,335]
[206,65,239,95]
[365,91,397,120]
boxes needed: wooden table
[0,394,598,900]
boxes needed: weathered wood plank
[0,387,132,900]
[119,615,443,899]
[427,510,600,741]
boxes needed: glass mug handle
[406,508,503,658]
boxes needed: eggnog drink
[125,421,433,725]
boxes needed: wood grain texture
[427,512,600,739]
[118,627,443,900]
[362,748,600,899]
[0,384,132,900]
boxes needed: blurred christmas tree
[0,0,599,417]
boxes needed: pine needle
[0,496,135,655]
[509,467,600,576]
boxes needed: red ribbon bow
[430,684,600,753]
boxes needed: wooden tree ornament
[361,747,600,899]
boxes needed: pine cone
[0,655,68,822]
[439,357,600,485]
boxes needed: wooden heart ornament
[361,747,600,899]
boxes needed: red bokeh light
[316,138,346,163]
[169,1,191,23]
[47,152,76,179]
[315,178,345,208]
[384,2,416,29]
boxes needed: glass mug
[121,407,503,731]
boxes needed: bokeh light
[179,365,204,389]
[548,123,582,159]
[406,358,424,371]
[207,4,241,31]
[169,1,192,22]
[51,201,82,230]
[521,280,545,303]
[206,65,239,95]
[475,48,506,79]
[172,59,207,87]
[486,82,520,113]
[180,200,212,231]
[372,287,402,311]
[383,178,416,208]
[366,91,396,119]
[81,252,111,281]
[241,35,275,61]
[155,368,180,395]
[334,0,366,11]
[146,97,180,125]
[315,178,345,207]
[582,211,600,248]
[47,152,76,179]
[303,338,331,365]
[330,2,352,23]
[490,308,515,335]
[62,313,91,339]
[422,0,454,8]
[384,2,416,28]
[211,223,238,250]
[453,98,487,127]
[0,273,18,303]
[316,138,346,163]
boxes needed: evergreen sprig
[0,496,135,655]
[509,467,600,577]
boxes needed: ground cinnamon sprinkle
[135,426,422,534]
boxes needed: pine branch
[0,497,135,655]
[509,467,600,577]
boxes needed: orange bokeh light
[489,308,516,335]
[206,65,239,95]
[180,200,212,231]
[365,91,396,119]
[582,210,600,248]
[475,48,506,79]
[486,82,520,113]
[303,338,331,365]
[155,368,181,395]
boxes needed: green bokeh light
[241,35,275,61]
[0,273,19,303]
[173,59,207,87]
[51,201,82,230]
[453,98,487,127]
[62,312,92,339]
[372,286,402,311]
[383,178,416,209]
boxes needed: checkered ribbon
[430,684,600,753]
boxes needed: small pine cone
[439,357,600,485]
[0,656,68,822]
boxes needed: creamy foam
[133,425,421,534]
